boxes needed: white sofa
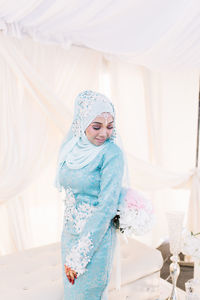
[0,236,163,300]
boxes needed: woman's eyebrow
[92,121,114,124]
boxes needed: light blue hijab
[54,90,116,191]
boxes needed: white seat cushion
[0,238,163,300]
[109,236,163,290]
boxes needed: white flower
[182,229,200,259]
[118,196,155,237]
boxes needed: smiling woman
[85,113,114,146]
[55,90,124,300]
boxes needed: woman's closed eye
[92,126,113,130]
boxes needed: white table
[109,277,186,300]
[159,278,186,300]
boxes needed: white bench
[0,237,163,300]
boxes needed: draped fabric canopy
[0,0,200,70]
[0,1,200,254]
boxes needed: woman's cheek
[108,129,113,137]
[86,126,97,138]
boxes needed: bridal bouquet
[112,188,155,238]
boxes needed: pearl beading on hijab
[72,91,115,137]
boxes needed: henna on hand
[64,265,77,285]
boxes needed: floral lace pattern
[65,233,93,276]
[63,186,96,234]
[74,202,96,234]
[63,186,75,223]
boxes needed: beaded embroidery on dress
[63,185,96,234]
[65,232,93,276]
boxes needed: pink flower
[124,188,153,214]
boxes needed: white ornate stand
[165,211,185,300]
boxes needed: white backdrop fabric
[0,0,200,70]
[0,33,199,255]
[0,33,103,253]
[0,33,102,201]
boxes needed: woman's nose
[99,128,108,138]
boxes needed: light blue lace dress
[58,140,124,300]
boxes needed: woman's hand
[64,265,77,285]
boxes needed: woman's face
[85,113,114,146]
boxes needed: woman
[55,90,125,300]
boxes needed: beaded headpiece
[71,90,116,141]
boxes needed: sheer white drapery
[107,59,199,242]
[0,33,102,202]
[0,33,102,253]
[0,32,199,254]
[0,0,200,70]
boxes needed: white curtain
[0,0,200,70]
[106,59,200,244]
[0,33,103,254]
[0,33,200,255]
[0,33,102,202]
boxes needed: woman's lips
[96,138,106,143]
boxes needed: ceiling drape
[0,0,200,70]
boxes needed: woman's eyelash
[92,127,113,130]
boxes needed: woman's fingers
[72,270,77,280]
[68,274,74,284]
[67,272,73,282]
[64,265,77,284]
[69,271,74,283]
